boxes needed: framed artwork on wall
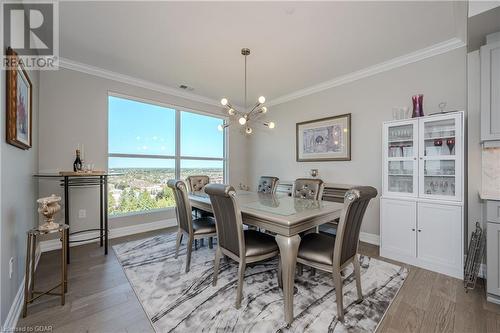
[296,113,351,161]
[6,47,32,150]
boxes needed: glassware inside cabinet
[423,160,456,196]
[388,161,413,175]
[423,118,456,157]
[388,161,414,194]
[388,175,414,193]
[388,124,414,158]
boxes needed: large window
[108,95,225,215]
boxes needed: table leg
[104,176,108,255]
[64,176,70,264]
[275,234,301,325]
[61,230,66,305]
[99,176,103,247]
[63,228,68,293]
[22,234,32,317]
[29,234,36,301]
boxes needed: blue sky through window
[108,96,224,168]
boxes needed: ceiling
[60,1,465,107]
[468,5,500,51]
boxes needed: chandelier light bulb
[217,124,224,131]
[245,127,253,134]
[228,108,235,115]
[268,121,276,129]
[239,117,247,125]
[220,98,228,106]
[258,96,266,104]
[261,106,268,113]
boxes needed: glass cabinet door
[418,113,462,201]
[383,120,418,197]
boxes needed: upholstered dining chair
[167,179,217,273]
[296,186,377,322]
[205,183,280,308]
[293,178,325,200]
[186,175,212,224]
[294,177,325,236]
[186,175,210,192]
[257,176,279,194]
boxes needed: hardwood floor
[17,228,500,332]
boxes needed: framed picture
[6,47,32,150]
[296,113,351,161]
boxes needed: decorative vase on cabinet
[380,111,464,279]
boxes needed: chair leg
[297,263,303,276]
[213,247,222,286]
[353,256,363,302]
[194,239,198,251]
[175,230,182,259]
[277,257,283,289]
[185,237,193,273]
[310,268,316,276]
[235,261,246,308]
[333,269,344,322]
[208,237,213,249]
[200,239,204,247]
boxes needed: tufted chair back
[257,176,279,194]
[334,186,377,266]
[293,178,325,200]
[167,179,193,235]
[186,175,210,192]
[205,184,245,258]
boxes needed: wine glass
[446,138,455,154]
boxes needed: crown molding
[267,38,466,107]
[58,57,222,107]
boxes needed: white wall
[0,68,40,324]
[38,68,249,233]
[248,48,467,236]
[467,50,484,239]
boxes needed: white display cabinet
[380,111,464,279]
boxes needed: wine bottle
[73,149,82,172]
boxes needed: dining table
[188,190,344,325]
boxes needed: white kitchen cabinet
[486,200,500,304]
[487,220,500,303]
[418,113,463,202]
[481,38,500,142]
[380,199,463,278]
[383,113,463,201]
[382,120,418,198]
[380,198,416,261]
[381,112,464,279]
[417,202,463,277]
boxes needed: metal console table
[34,172,120,263]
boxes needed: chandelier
[218,48,275,134]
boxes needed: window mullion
[175,109,181,179]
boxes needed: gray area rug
[113,233,407,332]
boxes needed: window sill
[109,207,176,219]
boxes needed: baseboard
[487,294,500,305]
[360,232,380,246]
[2,245,42,332]
[40,218,177,252]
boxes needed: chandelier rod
[244,51,247,110]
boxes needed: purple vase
[412,94,424,118]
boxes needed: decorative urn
[37,194,61,231]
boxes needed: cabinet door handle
[418,229,422,232]
[411,228,416,231]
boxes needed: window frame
[107,91,228,217]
